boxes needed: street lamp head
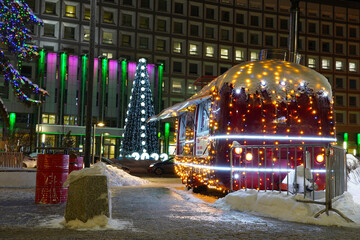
[97,122,105,127]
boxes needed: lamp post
[92,122,104,164]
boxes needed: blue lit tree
[0,0,48,125]
[120,58,158,157]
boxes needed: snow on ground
[213,155,360,228]
[39,215,136,231]
[64,162,149,187]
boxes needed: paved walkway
[0,178,360,239]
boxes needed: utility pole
[84,0,96,168]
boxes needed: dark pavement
[0,178,360,239]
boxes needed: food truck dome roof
[147,59,332,122]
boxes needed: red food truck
[148,58,336,194]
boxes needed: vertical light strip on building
[343,132,348,151]
[9,113,16,134]
[120,59,127,127]
[357,133,360,155]
[59,52,67,125]
[80,55,88,126]
[100,58,108,122]
[157,64,163,114]
[164,122,170,154]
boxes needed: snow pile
[64,162,149,187]
[347,154,360,171]
[214,190,360,227]
[40,215,134,231]
[214,154,360,227]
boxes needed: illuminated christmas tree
[120,58,158,158]
[0,0,48,125]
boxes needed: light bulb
[141,102,145,106]
[141,87,145,91]
[141,95,145,98]
[141,118,145,122]
[141,126,145,130]
[141,73,145,77]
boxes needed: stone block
[65,175,110,223]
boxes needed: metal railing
[229,143,352,222]
[0,152,23,168]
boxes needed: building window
[140,0,150,8]
[64,26,75,40]
[280,37,287,47]
[206,46,214,57]
[235,32,244,43]
[322,24,330,35]
[174,2,183,14]
[336,26,344,37]
[103,11,114,24]
[189,44,198,55]
[157,19,166,32]
[187,82,200,94]
[83,29,90,41]
[221,29,229,41]
[172,79,183,93]
[123,0,132,5]
[349,62,357,72]
[122,14,132,27]
[44,2,56,15]
[349,113,358,124]
[139,37,149,49]
[335,95,344,106]
[190,5,199,17]
[42,114,56,124]
[322,42,330,52]
[122,35,131,47]
[204,65,214,75]
[173,62,182,73]
[220,49,229,59]
[221,11,230,22]
[84,8,90,20]
[173,41,182,53]
[206,8,215,20]
[308,40,316,51]
[322,59,330,69]
[280,19,288,30]
[308,22,316,33]
[349,96,357,107]
[236,13,244,24]
[308,58,316,68]
[174,22,183,34]
[220,67,228,74]
[102,32,113,44]
[65,5,76,18]
[335,78,344,88]
[235,50,244,61]
[250,33,259,45]
[350,79,357,90]
[156,39,166,51]
[139,16,149,29]
[189,63,198,74]
[190,25,199,37]
[205,27,214,39]
[43,23,55,37]
[335,113,344,124]
[349,45,357,55]
[265,35,273,46]
[349,28,357,38]
[265,17,273,28]
[336,43,343,54]
[250,15,259,26]
[250,51,259,61]
[336,61,343,71]
[158,0,167,11]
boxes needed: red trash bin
[35,154,69,204]
[69,155,84,173]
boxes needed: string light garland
[0,0,48,125]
